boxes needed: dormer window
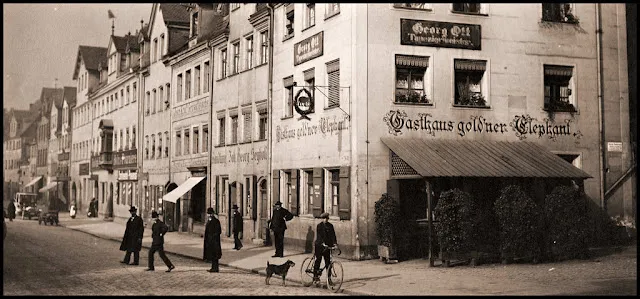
[191,11,199,38]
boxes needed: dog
[265,260,296,286]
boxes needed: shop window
[452,3,482,14]
[230,115,238,144]
[454,59,488,107]
[395,55,430,105]
[393,3,431,10]
[326,60,340,108]
[544,65,576,113]
[542,3,578,23]
[326,3,340,18]
[304,3,315,29]
[218,117,226,146]
[284,4,295,38]
[258,110,268,140]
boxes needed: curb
[61,223,365,295]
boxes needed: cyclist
[313,212,337,282]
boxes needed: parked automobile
[38,210,59,226]
[14,193,38,219]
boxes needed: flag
[108,9,115,19]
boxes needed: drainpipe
[266,3,275,221]
[207,40,213,211]
[596,3,607,211]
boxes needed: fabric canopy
[162,176,206,203]
[381,138,592,179]
[39,182,58,193]
[24,176,42,188]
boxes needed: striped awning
[39,182,58,193]
[162,176,206,203]
[396,55,429,68]
[544,65,573,77]
[454,59,486,71]
[380,138,592,179]
[24,176,42,188]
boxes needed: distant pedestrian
[269,201,294,258]
[232,204,243,250]
[203,207,222,273]
[69,203,77,219]
[7,200,16,222]
[119,206,144,265]
[146,211,175,272]
[88,198,97,217]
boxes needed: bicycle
[300,244,343,292]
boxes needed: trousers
[273,229,285,256]
[148,245,173,269]
[123,250,140,264]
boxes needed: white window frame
[323,168,340,216]
[394,54,433,106]
[452,58,491,108]
[542,63,577,112]
[304,3,315,29]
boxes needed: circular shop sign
[294,88,314,118]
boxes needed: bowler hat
[320,212,330,219]
[129,206,137,212]
[151,211,159,218]
[232,204,239,209]
[274,201,282,206]
[207,207,215,214]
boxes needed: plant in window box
[407,90,429,104]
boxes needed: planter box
[378,245,398,264]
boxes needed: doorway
[228,182,237,237]
[259,179,268,239]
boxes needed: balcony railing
[99,152,114,168]
[113,148,137,169]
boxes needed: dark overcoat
[315,221,337,246]
[151,219,169,247]
[120,215,144,252]
[203,216,222,261]
[232,210,243,233]
[7,202,16,219]
[270,207,294,232]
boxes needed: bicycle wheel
[300,257,315,287]
[326,261,343,292]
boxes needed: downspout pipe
[207,40,213,211]
[596,3,607,211]
[266,3,275,220]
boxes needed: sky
[3,3,153,111]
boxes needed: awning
[162,176,206,203]
[381,138,592,179]
[39,182,59,193]
[24,176,42,188]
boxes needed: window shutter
[312,168,323,217]
[338,166,350,220]
[272,170,280,207]
[290,170,299,216]
[251,175,258,220]
[328,70,340,107]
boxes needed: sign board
[294,88,314,120]
[79,163,90,175]
[607,142,623,152]
[400,19,481,50]
[294,31,323,65]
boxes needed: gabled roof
[18,119,37,138]
[199,7,229,42]
[73,46,108,79]
[63,87,77,107]
[39,88,64,115]
[112,34,140,53]
[10,109,35,124]
[138,23,150,43]
[159,4,191,26]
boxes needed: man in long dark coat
[269,201,294,258]
[203,207,222,272]
[146,211,175,272]
[120,206,144,265]
[7,200,16,221]
[232,204,243,250]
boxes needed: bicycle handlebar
[322,244,341,255]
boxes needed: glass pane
[396,69,409,88]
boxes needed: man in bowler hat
[203,207,222,272]
[232,204,243,250]
[146,211,175,272]
[269,201,294,257]
[119,206,144,265]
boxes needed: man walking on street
[119,206,144,265]
[203,208,222,272]
[269,201,294,258]
[232,204,243,250]
[7,200,16,222]
[146,211,175,272]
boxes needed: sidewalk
[56,212,637,295]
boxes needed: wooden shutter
[328,70,340,108]
[338,166,351,220]
[312,168,323,217]
[251,175,258,220]
[272,170,280,207]
[290,170,298,216]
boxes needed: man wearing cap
[146,211,175,272]
[232,204,243,250]
[269,201,294,258]
[313,212,337,282]
[203,207,222,272]
[119,206,144,265]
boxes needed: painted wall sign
[173,97,210,121]
[383,110,583,142]
[607,142,623,152]
[79,163,90,175]
[400,18,481,50]
[172,157,208,169]
[276,115,349,143]
[294,88,314,120]
[294,31,324,65]
[212,146,268,164]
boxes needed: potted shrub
[544,185,590,261]
[374,193,400,263]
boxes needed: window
[258,109,268,140]
[132,126,136,149]
[245,36,253,69]
[394,3,431,10]
[177,74,183,102]
[284,77,294,117]
[160,34,165,58]
[542,3,578,23]
[230,115,238,144]
[158,134,163,158]
[125,128,130,150]
[303,169,313,214]
[220,48,228,78]
[126,86,130,105]
[191,11,199,37]
[260,31,269,65]
[326,3,340,18]
[145,92,151,115]
[158,86,164,112]
[452,3,481,14]
[185,70,192,99]
[283,170,297,214]
[203,62,210,93]
[193,126,199,154]
[304,3,315,29]
[326,169,340,216]
[184,128,190,155]
[202,125,209,153]
[120,129,124,151]
[153,38,158,62]
[145,136,149,159]
[232,42,240,74]
[152,89,157,114]
[175,131,182,156]
[194,65,201,96]
[285,5,295,37]
[151,134,155,158]
[243,111,252,142]
[166,84,171,108]
[454,59,488,107]
[164,132,169,157]
[218,117,226,146]
[544,65,576,112]
[304,72,316,113]
[326,60,340,108]
[120,89,124,107]
[395,55,430,104]
[132,83,137,102]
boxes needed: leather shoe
[271,254,279,258]
[130,263,139,265]
[166,265,175,272]
[207,269,218,273]
[119,261,128,264]
[145,268,154,271]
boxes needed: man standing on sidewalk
[119,206,144,265]
[269,201,294,258]
[232,204,243,250]
[203,208,222,272]
[146,211,175,272]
